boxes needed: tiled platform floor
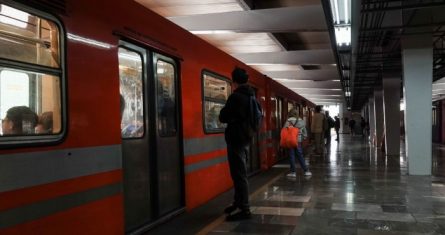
[207,136,445,235]
[149,135,445,235]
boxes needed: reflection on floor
[207,136,445,235]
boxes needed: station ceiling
[136,0,343,106]
[137,0,445,110]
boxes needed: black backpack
[328,117,335,128]
[247,95,262,137]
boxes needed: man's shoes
[286,172,297,177]
[224,205,238,214]
[226,210,251,221]
[304,171,312,176]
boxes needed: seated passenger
[2,106,38,135]
[35,111,53,134]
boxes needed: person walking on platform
[311,106,326,155]
[334,116,340,141]
[219,67,256,221]
[324,111,335,146]
[349,118,356,136]
[284,109,312,177]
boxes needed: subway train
[0,0,314,234]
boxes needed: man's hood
[235,84,255,96]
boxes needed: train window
[202,71,231,133]
[0,4,64,143]
[0,5,60,68]
[156,60,176,137]
[118,47,144,138]
[277,97,283,126]
[288,102,294,112]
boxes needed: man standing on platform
[334,116,341,141]
[311,106,326,155]
[219,67,256,221]
[324,111,335,146]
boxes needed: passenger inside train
[1,106,38,135]
[35,111,53,134]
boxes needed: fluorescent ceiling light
[304,94,342,97]
[190,30,235,35]
[310,99,342,101]
[330,0,340,24]
[335,26,351,46]
[330,0,351,46]
[291,88,342,91]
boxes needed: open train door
[118,41,184,233]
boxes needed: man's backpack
[328,117,335,128]
[247,95,262,137]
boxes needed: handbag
[280,120,299,148]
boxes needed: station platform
[149,136,445,235]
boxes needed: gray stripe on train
[183,135,226,156]
[183,131,272,157]
[185,155,227,173]
[0,183,122,229]
[0,145,122,193]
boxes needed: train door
[247,89,261,175]
[118,41,183,232]
[152,53,183,216]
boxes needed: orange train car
[0,0,314,234]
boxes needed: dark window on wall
[0,3,65,144]
[202,70,231,133]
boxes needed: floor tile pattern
[209,136,445,234]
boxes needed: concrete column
[374,89,384,147]
[383,77,401,156]
[402,34,433,175]
[368,97,376,145]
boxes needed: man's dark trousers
[227,143,249,211]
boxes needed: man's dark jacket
[219,84,254,147]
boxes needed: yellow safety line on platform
[196,172,285,235]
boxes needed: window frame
[0,2,66,147]
[201,69,231,134]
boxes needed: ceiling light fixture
[190,30,235,35]
[329,0,351,46]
